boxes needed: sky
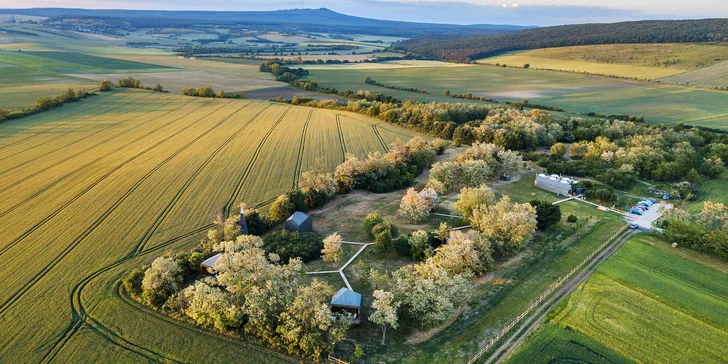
[1,0,727,26]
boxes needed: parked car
[630,208,643,215]
[663,195,671,200]
[637,202,650,210]
[629,223,639,229]
[640,200,653,206]
[648,198,657,204]
[632,206,646,212]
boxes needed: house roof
[535,175,572,192]
[330,288,362,308]
[201,253,222,268]
[287,211,310,226]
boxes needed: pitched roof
[201,253,222,268]
[287,211,310,226]
[534,175,572,192]
[330,288,362,308]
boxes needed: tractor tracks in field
[0,101,244,315]
[0,100,227,258]
[130,103,271,257]
[40,225,214,364]
[0,94,169,178]
[221,106,291,217]
[292,110,313,189]
[372,124,389,152]
[44,197,280,363]
[0,95,150,169]
[0,96,117,152]
[0,97,194,217]
[336,114,347,161]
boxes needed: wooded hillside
[396,19,728,62]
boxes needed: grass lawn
[508,234,728,364]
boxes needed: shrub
[122,268,145,298]
[321,232,343,262]
[529,200,562,230]
[262,231,323,263]
[99,79,113,91]
[393,235,411,257]
[372,221,399,253]
[269,194,296,222]
[141,257,182,306]
[363,213,384,238]
[567,214,578,223]
[243,207,267,235]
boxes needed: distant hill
[396,19,728,62]
[0,8,531,37]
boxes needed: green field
[479,43,728,80]
[0,51,173,74]
[306,63,728,128]
[507,234,728,364]
[0,89,424,362]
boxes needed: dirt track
[483,229,638,364]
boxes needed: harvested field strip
[0,93,167,177]
[0,101,243,315]
[292,110,313,189]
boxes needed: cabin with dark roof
[284,211,312,232]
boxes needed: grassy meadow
[306,62,728,128]
[507,234,728,364]
[0,89,425,362]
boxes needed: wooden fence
[467,224,629,364]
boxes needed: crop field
[479,53,684,80]
[659,60,728,88]
[480,43,728,80]
[0,89,424,362]
[306,63,728,128]
[0,51,173,74]
[507,234,728,364]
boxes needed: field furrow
[0,91,423,362]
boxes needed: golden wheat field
[0,89,423,362]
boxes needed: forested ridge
[396,19,728,62]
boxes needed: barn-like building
[534,174,574,196]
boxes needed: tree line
[394,18,728,62]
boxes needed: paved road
[484,229,638,364]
